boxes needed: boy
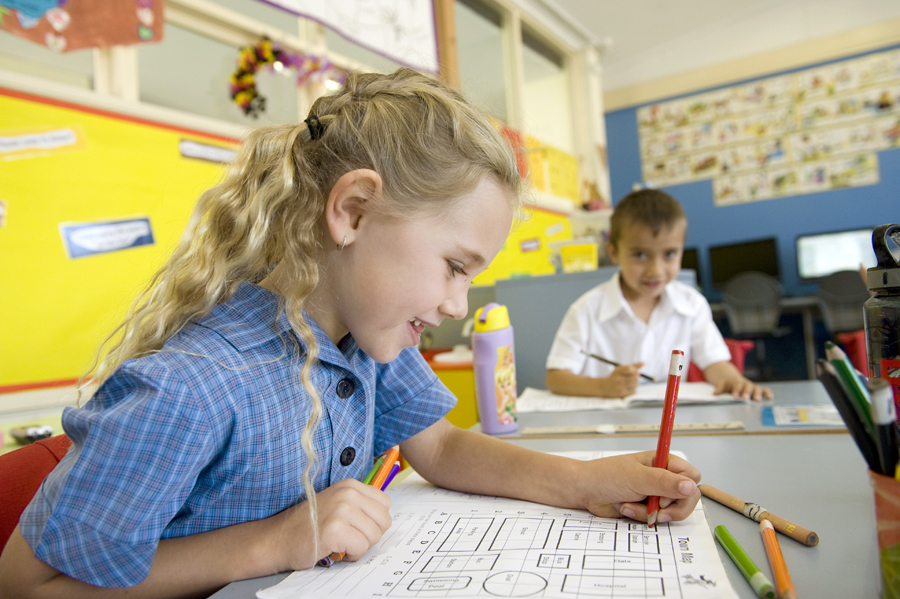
[545,189,772,400]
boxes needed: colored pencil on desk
[580,350,657,382]
[870,378,900,476]
[699,484,819,546]
[318,446,400,568]
[825,341,873,434]
[817,359,881,473]
[647,350,684,528]
[760,519,797,599]
[715,525,775,598]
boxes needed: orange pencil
[647,350,684,528]
[369,446,401,490]
[760,519,797,599]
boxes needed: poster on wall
[0,0,164,51]
[59,216,155,259]
[259,0,439,74]
[637,48,900,206]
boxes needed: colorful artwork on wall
[637,48,900,206]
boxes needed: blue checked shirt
[20,283,455,588]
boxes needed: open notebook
[516,383,745,413]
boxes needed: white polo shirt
[546,272,731,383]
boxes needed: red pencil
[647,350,685,528]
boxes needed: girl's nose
[440,287,469,321]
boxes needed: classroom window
[213,0,303,36]
[136,23,301,126]
[323,29,406,75]
[455,0,507,123]
[0,30,93,89]
[521,25,574,154]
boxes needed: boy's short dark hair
[609,189,686,247]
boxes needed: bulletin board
[0,88,239,390]
[636,47,900,205]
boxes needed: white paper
[257,451,737,599]
[516,384,743,413]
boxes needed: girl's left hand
[579,451,701,524]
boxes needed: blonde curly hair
[83,67,522,554]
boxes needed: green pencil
[825,341,873,434]
[362,455,386,485]
[714,525,775,599]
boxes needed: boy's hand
[713,375,772,401]
[579,451,701,524]
[600,363,644,398]
[275,478,392,571]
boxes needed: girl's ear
[324,169,383,249]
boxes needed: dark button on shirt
[336,378,355,399]
[340,447,356,466]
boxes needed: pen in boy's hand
[647,350,684,528]
[580,350,657,382]
[318,446,400,568]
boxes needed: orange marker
[647,350,684,528]
[760,519,797,599]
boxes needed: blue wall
[605,46,900,302]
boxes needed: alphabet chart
[257,452,737,599]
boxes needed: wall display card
[637,48,900,206]
[59,216,154,259]
[258,451,737,599]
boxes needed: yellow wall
[473,205,572,286]
[0,90,236,388]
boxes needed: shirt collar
[597,272,628,323]
[599,272,692,321]
[195,282,357,367]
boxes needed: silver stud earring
[338,235,346,251]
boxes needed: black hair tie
[304,114,325,141]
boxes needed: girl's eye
[448,261,468,277]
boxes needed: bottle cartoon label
[494,344,517,425]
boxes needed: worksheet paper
[257,451,737,599]
[516,384,743,413]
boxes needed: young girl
[0,69,701,598]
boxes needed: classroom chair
[0,434,71,552]
[686,339,755,382]
[721,271,790,381]
[837,329,870,378]
[816,269,869,335]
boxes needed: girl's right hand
[274,478,393,571]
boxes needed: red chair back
[686,339,756,382]
[0,435,72,552]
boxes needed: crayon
[714,525,775,599]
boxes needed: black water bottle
[865,224,900,404]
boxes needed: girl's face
[332,177,514,363]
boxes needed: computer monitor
[708,237,780,288]
[796,228,876,282]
